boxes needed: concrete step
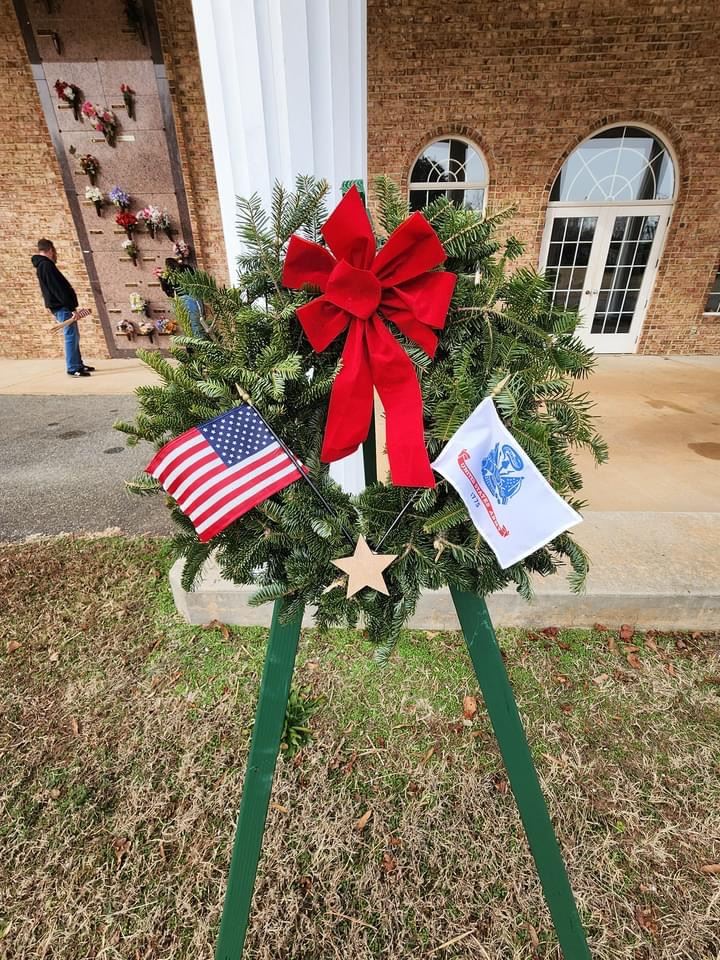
[169,511,720,632]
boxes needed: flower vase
[124,228,134,241]
[147,223,156,240]
[72,100,81,122]
[123,90,135,120]
[94,200,103,217]
[163,226,173,241]
[88,172,97,186]
[103,127,116,148]
[130,254,138,267]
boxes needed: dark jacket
[159,262,192,300]
[31,254,78,312]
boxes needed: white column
[191,0,367,493]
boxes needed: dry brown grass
[1,537,719,959]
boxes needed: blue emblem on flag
[481,443,524,505]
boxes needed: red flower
[81,100,96,118]
[282,186,456,487]
[116,211,138,230]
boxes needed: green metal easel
[214,589,590,959]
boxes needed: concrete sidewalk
[0,357,161,395]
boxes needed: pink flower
[81,100,96,118]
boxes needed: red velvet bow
[282,186,456,487]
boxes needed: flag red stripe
[180,445,288,515]
[146,427,202,476]
[165,450,219,496]
[190,455,294,525]
[197,467,302,542]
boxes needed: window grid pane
[591,215,657,335]
[546,217,597,311]
[410,138,488,212]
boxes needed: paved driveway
[0,396,171,540]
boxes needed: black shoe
[82,365,95,372]
[67,370,91,377]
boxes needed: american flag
[146,405,303,542]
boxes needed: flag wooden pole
[450,586,591,959]
[215,599,304,960]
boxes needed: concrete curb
[169,511,720,631]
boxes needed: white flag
[432,398,581,569]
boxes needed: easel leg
[450,587,591,959]
[215,599,304,960]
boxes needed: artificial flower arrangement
[154,316,178,335]
[79,154,100,185]
[85,185,104,216]
[172,239,190,262]
[120,83,136,120]
[137,319,156,340]
[54,80,82,120]
[81,101,119,147]
[116,318,135,340]
[109,186,131,210]
[116,211,138,240]
[129,292,148,316]
[122,237,139,267]
[136,205,161,239]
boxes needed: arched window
[541,125,676,352]
[409,137,488,212]
[550,125,675,203]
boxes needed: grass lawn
[1,536,719,959]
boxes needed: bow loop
[282,188,456,487]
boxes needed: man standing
[31,239,94,378]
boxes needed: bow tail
[366,315,436,488]
[320,319,375,465]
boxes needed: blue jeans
[54,308,84,373]
[177,295,206,338]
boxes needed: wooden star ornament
[331,536,398,598]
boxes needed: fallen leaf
[526,922,540,949]
[112,836,131,865]
[388,835,402,848]
[541,626,559,637]
[342,751,358,776]
[6,641,21,654]
[355,809,372,832]
[407,781,420,795]
[555,674,570,685]
[619,624,635,642]
[421,745,436,765]
[381,851,397,873]
[462,695,478,720]
[634,905,658,935]
[676,636,687,650]
[607,636,618,654]
[70,717,81,736]
[560,703,573,715]
[493,775,509,794]
[203,619,230,641]
[700,863,720,874]
[592,673,610,685]
[48,650,59,663]
[593,622,608,632]
[425,631,440,639]
[49,788,61,800]
[626,652,643,669]
[645,637,659,653]
[665,662,677,677]
[623,644,640,653]
[270,802,289,814]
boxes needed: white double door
[539,204,671,353]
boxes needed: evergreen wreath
[117,176,607,657]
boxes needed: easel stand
[215,591,591,959]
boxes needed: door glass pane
[591,215,658,336]
[545,216,598,311]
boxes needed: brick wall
[367,0,720,354]
[0,0,105,360]
[0,0,226,362]
[156,0,228,285]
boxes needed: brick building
[3,0,720,361]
